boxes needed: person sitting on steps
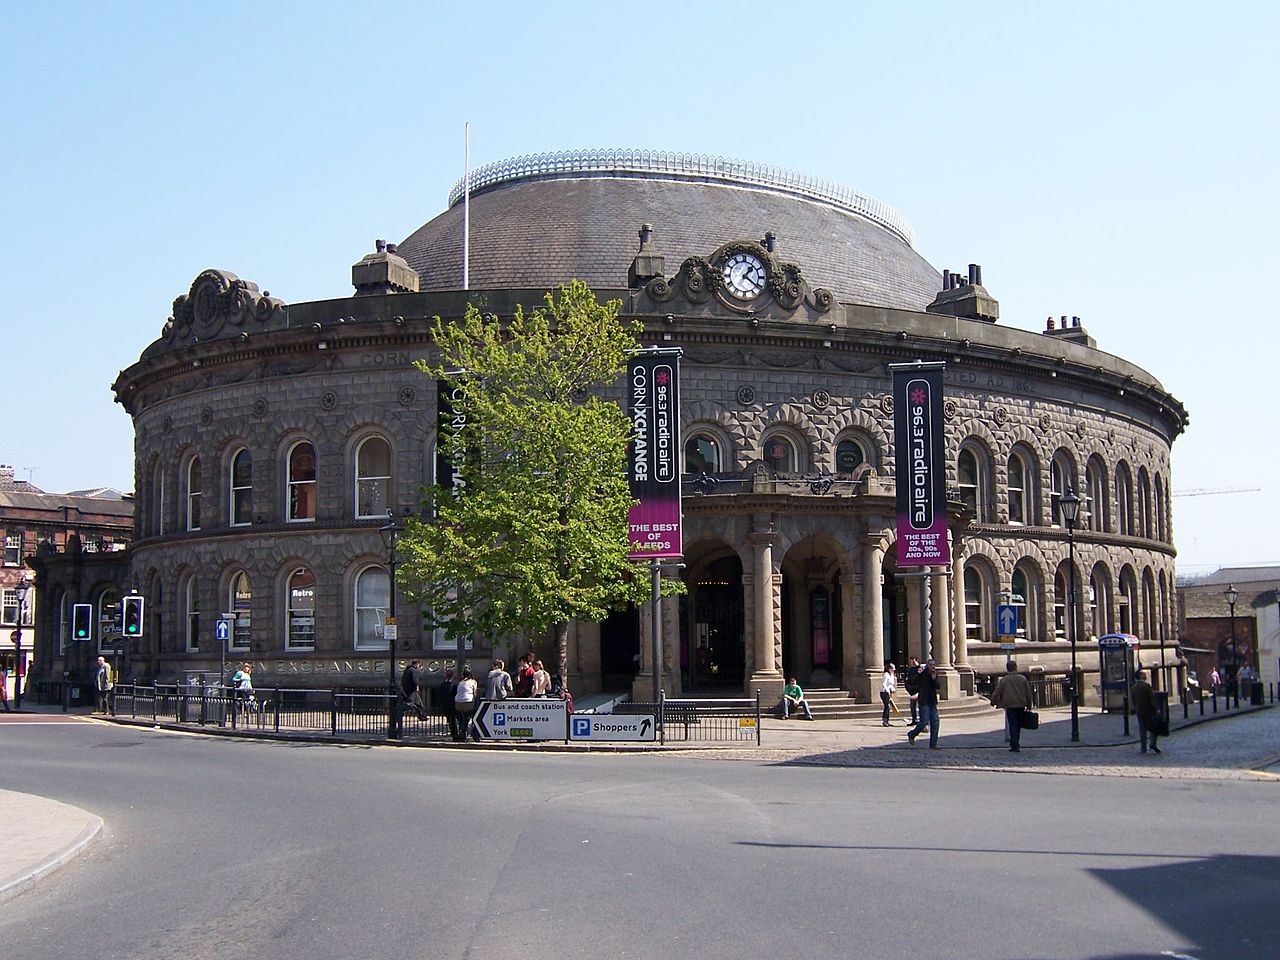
[782,677,814,720]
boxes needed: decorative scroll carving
[164,269,286,346]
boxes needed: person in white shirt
[530,659,551,696]
[879,661,898,726]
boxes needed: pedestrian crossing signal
[122,595,144,638]
[72,603,93,642]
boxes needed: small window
[286,567,317,650]
[964,565,987,642]
[354,566,390,650]
[836,437,866,474]
[4,533,21,566]
[185,579,201,653]
[288,442,317,522]
[957,449,980,517]
[187,457,202,531]
[1007,453,1028,525]
[231,449,253,527]
[356,437,392,518]
[1011,569,1029,641]
[1,589,17,626]
[684,434,721,475]
[762,434,796,473]
[1086,459,1107,533]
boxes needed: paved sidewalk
[0,787,102,904]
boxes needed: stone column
[951,542,974,693]
[747,524,784,702]
[861,534,886,697]
[932,568,961,698]
[840,572,866,702]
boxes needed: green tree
[400,281,673,684]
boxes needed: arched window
[187,457,202,531]
[684,433,721,474]
[963,563,990,642]
[1089,565,1113,639]
[228,571,251,651]
[355,436,392,518]
[185,577,200,653]
[1137,468,1153,540]
[97,588,120,655]
[1115,463,1134,536]
[286,567,317,650]
[762,433,797,474]
[1154,474,1168,542]
[230,448,253,527]
[835,436,867,474]
[1010,567,1030,641]
[1118,568,1137,635]
[287,441,317,522]
[1050,451,1076,527]
[1053,564,1069,640]
[957,448,981,519]
[1086,457,1108,533]
[354,566,391,650]
[1142,569,1157,639]
[1007,448,1033,525]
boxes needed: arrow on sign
[473,702,493,739]
[998,605,1018,635]
[640,718,652,738]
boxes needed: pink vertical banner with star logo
[627,348,683,560]
[892,362,949,566]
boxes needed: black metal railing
[1027,677,1072,709]
[110,683,763,746]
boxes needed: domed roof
[397,150,942,312]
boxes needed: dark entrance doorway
[681,555,744,690]
[599,604,640,691]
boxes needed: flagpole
[463,122,470,291]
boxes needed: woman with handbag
[991,660,1033,753]
[879,661,898,726]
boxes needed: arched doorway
[680,554,744,690]
[599,604,640,691]
[882,548,910,667]
[780,539,844,687]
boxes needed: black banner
[891,362,949,566]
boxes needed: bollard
[1199,692,1204,716]
[1183,694,1189,720]
[1212,690,1218,713]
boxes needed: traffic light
[72,603,93,643]
[122,594,145,638]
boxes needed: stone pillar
[840,572,866,702]
[747,524,784,702]
[932,568,961,698]
[951,540,974,693]
[861,534,885,697]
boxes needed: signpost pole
[650,558,661,704]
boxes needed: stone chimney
[926,263,999,323]
[0,465,12,485]
[1041,315,1096,348]
[352,239,420,296]
[628,224,666,288]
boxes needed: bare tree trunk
[554,621,570,688]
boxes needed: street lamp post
[1060,488,1082,742]
[380,513,403,740]
[1225,583,1239,708]
[12,574,30,711]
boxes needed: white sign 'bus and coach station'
[472,700,659,742]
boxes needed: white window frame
[187,457,202,531]
[228,571,251,651]
[286,567,317,651]
[287,441,318,523]
[230,448,253,527]
[4,533,21,566]
[355,437,392,519]
[185,578,200,653]
[1007,451,1029,525]
[354,565,390,651]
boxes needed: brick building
[2,464,133,701]
[95,149,1186,703]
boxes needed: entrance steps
[791,687,995,721]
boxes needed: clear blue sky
[2,1,1274,577]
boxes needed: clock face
[721,252,767,300]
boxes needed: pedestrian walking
[904,656,922,725]
[990,660,1033,752]
[879,661,898,726]
[401,659,428,720]
[1,665,10,712]
[95,656,114,715]
[906,659,940,748]
[1130,669,1162,754]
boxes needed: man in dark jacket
[904,656,922,724]
[1130,669,1162,754]
[906,659,941,749]
[401,659,428,720]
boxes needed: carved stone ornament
[943,400,958,421]
[811,389,831,409]
[399,386,417,406]
[1038,413,1052,432]
[252,397,268,418]
[1076,422,1087,439]
[736,385,756,406]
[320,391,338,411]
[879,395,893,416]
[200,406,214,425]
[993,406,1008,426]
[162,415,172,433]
[645,241,831,315]
[164,269,286,347]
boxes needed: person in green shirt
[782,678,814,720]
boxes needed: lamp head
[1060,488,1082,528]
[1224,583,1239,607]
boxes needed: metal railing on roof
[447,148,915,247]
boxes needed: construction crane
[1172,487,1261,497]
